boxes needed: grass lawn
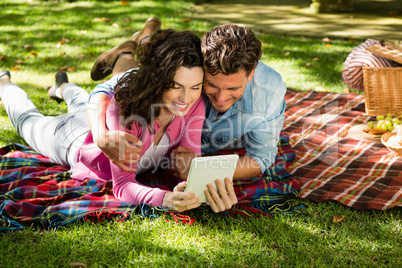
[0,0,401,267]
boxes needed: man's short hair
[201,24,262,76]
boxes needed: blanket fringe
[85,211,130,223]
[84,203,161,224]
[224,199,306,218]
[228,204,270,217]
[163,211,195,225]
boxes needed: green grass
[1,202,401,267]
[0,1,401,267]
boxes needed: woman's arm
[104,96,200,211]
[110,161,200,210]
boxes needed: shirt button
[169,128,172,131]
[172,142,175,144]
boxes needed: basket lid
[365,42,402,65]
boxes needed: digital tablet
[184,154,239,203]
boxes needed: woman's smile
[172,101,189,111]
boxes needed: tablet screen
[184,154,239,203]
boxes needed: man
[85,21,286,212]
[171,24,286,180]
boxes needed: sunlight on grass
[0,1,401,267]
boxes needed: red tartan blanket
[0,136,299,230]
[3,88,400,229]
[284,89,402,210]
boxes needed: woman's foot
[112,52,139,77]
[90,41,137,81]
[48,72,68,103]
[131,16,161,45]
[0,70,11,88]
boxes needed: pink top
[71,96,205,207]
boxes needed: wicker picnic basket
[363,42,402,116]
[363,66,402,116]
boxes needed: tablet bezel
[184,154,239,203]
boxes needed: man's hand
[95,130,143,172]
[204,177,238,213]
[87,94,143,172]
[162,182,201,212]
[170,146,199,180]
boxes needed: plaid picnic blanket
[0,135,299,230]
[5,88,398,229]
[284,89,402,210]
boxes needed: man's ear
[247,69,256,82]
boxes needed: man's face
[203,69,255,113]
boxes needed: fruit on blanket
[367,113,402,132]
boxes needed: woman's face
[161,66,204,117]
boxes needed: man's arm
[233,155,261,179]
[171,147,261,179]
[87,93,143,172]
[244,105,285,175]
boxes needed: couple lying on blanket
[0,21,286,214]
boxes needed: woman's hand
[204,177,238,213]
[162,182,201,212]
[94,130,143,172]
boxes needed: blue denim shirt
[201,61,286,173]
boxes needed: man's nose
[215,90,228,102]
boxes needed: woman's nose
[179,89,191,103]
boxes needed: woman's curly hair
[114,29,203,129]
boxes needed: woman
[0,29,204,212]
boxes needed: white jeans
[0,82,90,168]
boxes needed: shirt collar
[238,83,253,114]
